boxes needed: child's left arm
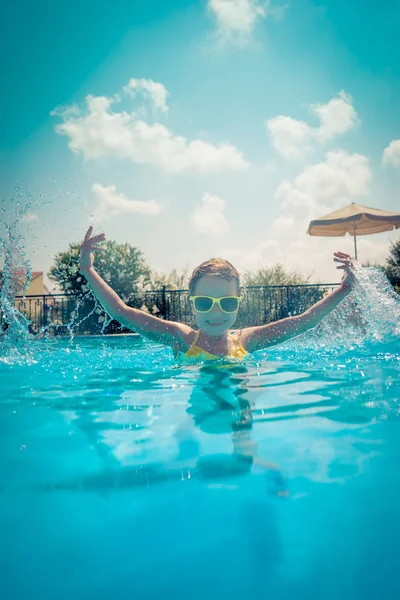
[240,252,354,352]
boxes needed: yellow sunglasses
[190,295,242,314]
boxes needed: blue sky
[1,0,399,287]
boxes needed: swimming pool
[1,329,399,600]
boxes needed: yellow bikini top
[185,330,247,360]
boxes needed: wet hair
[188,258,240,296]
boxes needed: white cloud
[270,150,372,273]
[21,212,39,223]
[191,192,229,235]
[91,183,161,222]
[265,116,313,159]
[53,88,248,173]
[223,150,374,280]
[275,150,371,217]
[266,91,359,159]
[208,0,267,43]
[311,92,359,142]
[382,139,400,169]
[123,78,169,113]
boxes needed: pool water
[1,332,400,600]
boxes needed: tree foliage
[147,267,189,291]
[48,240,151,302]
[385,239,400,288]
[242,264,312,287]
[362,238,400,291]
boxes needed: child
[79,226,353,358]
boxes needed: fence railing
[5,284,339,335]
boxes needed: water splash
[0,189,65,361]
[0,192,112,361]
[0,223,34,362]
[284,265,400,355]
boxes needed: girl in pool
[79,226,354,359]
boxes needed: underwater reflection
[185,363,289,496]
[5,344,398,497]
[11,362,288,498]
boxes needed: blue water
[1,333,400,600]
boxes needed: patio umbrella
[307,202,400,260]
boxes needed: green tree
[243,264,312,287]
[147,266,189,290]
[361,261,383,268]
[362,239,400,292]
[385,239,400,289]
[48,240,151,302]
[234,264,318,328]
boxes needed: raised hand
[333,251,354,289]
[79,226,106,272]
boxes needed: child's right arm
[79,227,192,348]
[239,252,354,352]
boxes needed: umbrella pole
[353,223,358,261]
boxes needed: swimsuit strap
[232,328,242,341]
[187,329,201,353]
[231,330,244,349]
[187,329,246,357]
[231,334,239,346]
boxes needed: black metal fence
[4,284,338,335]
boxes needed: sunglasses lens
[194,297,213,312]
[220,297,239,312]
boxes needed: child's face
[191,275,240,336]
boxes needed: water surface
[1,335,399,599]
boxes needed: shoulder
[236,321,291,353]
[233,327,250,346]
[172,323,197,353]
[234,326,267,353]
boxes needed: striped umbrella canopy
[307,202,400,259]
